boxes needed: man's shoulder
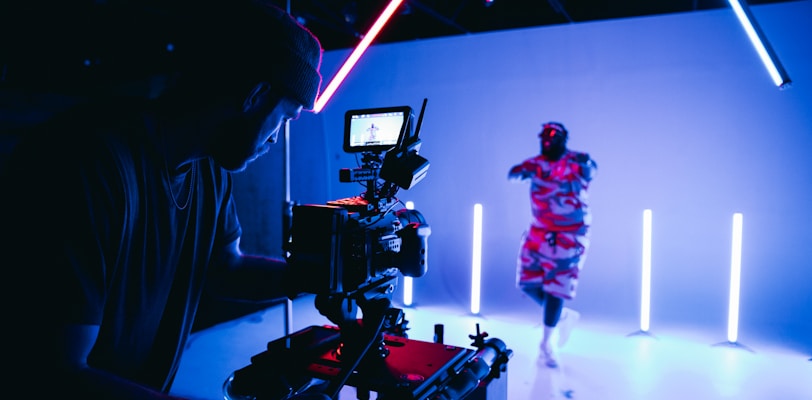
[523,154,546,163]
[566,150,594,162]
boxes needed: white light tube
[402,201,415,306]
[641,209,652,332]
[402,276,413,306]
[727,0,791,89]
[471,204,483,314]
[727,213,744,343]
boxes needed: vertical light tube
[727,0,791,88]
[402,274,413,306]
[471,204,483,314]
[313,0,406,112]
[402,201,415,306]
[728,213,744,343]
[641,209,653,332]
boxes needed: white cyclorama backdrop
[234,1,812,353]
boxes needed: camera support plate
[226,324,474,400]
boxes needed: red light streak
[313,0,405,113]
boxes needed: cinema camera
[224,99,512,400]
[286,99,432,298]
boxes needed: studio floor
[172,295,811,400]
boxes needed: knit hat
[170,1,323,110]
[538,121,568,137]
[261,3,323,110]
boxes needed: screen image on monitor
[344,106,412,153]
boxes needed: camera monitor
[344,106,413,153]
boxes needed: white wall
[236,1,812,353]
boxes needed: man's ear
[243,82,273,112]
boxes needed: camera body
[287,202,429,295]
[287,101,431,296]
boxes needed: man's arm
[209,237,299,301]
[51,325,188,399]
[573,152,597,181]
[508,161,534,181]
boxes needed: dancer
[508,121,597,368]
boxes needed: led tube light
[313,0,405,112]
[641,209,653,332]
[471,204,483,314]
[403,201,415,306]
[727,0,791,89]
[727,213,744,343]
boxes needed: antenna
[414,97,428,141]
[379,99,430,190]
[397,98,427,157]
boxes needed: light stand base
[626,329,658,339]
[712,340,755,353]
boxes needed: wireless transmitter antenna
[378,98,429,190]
[414,97,428,141]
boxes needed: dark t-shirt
[1,103,241,393]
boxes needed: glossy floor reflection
[172,295,811,400]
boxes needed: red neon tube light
[313,0,405,113]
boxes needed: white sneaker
[540,342,559,368]
[557,307,580,349]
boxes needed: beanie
[261,3,323,110]
[538,121,568,137]
[167,1,323,110]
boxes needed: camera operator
[0,1,323,398]
[508,121,597,368]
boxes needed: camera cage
[286,99,431,298]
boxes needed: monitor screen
[343,106,412,153]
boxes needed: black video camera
[286,99,431,296]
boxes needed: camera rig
[224,311,513,400]
[225,99,512,399]
[286,99,431,297]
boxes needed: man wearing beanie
[0,1,324,398]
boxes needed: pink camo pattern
[514,150,596,300]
